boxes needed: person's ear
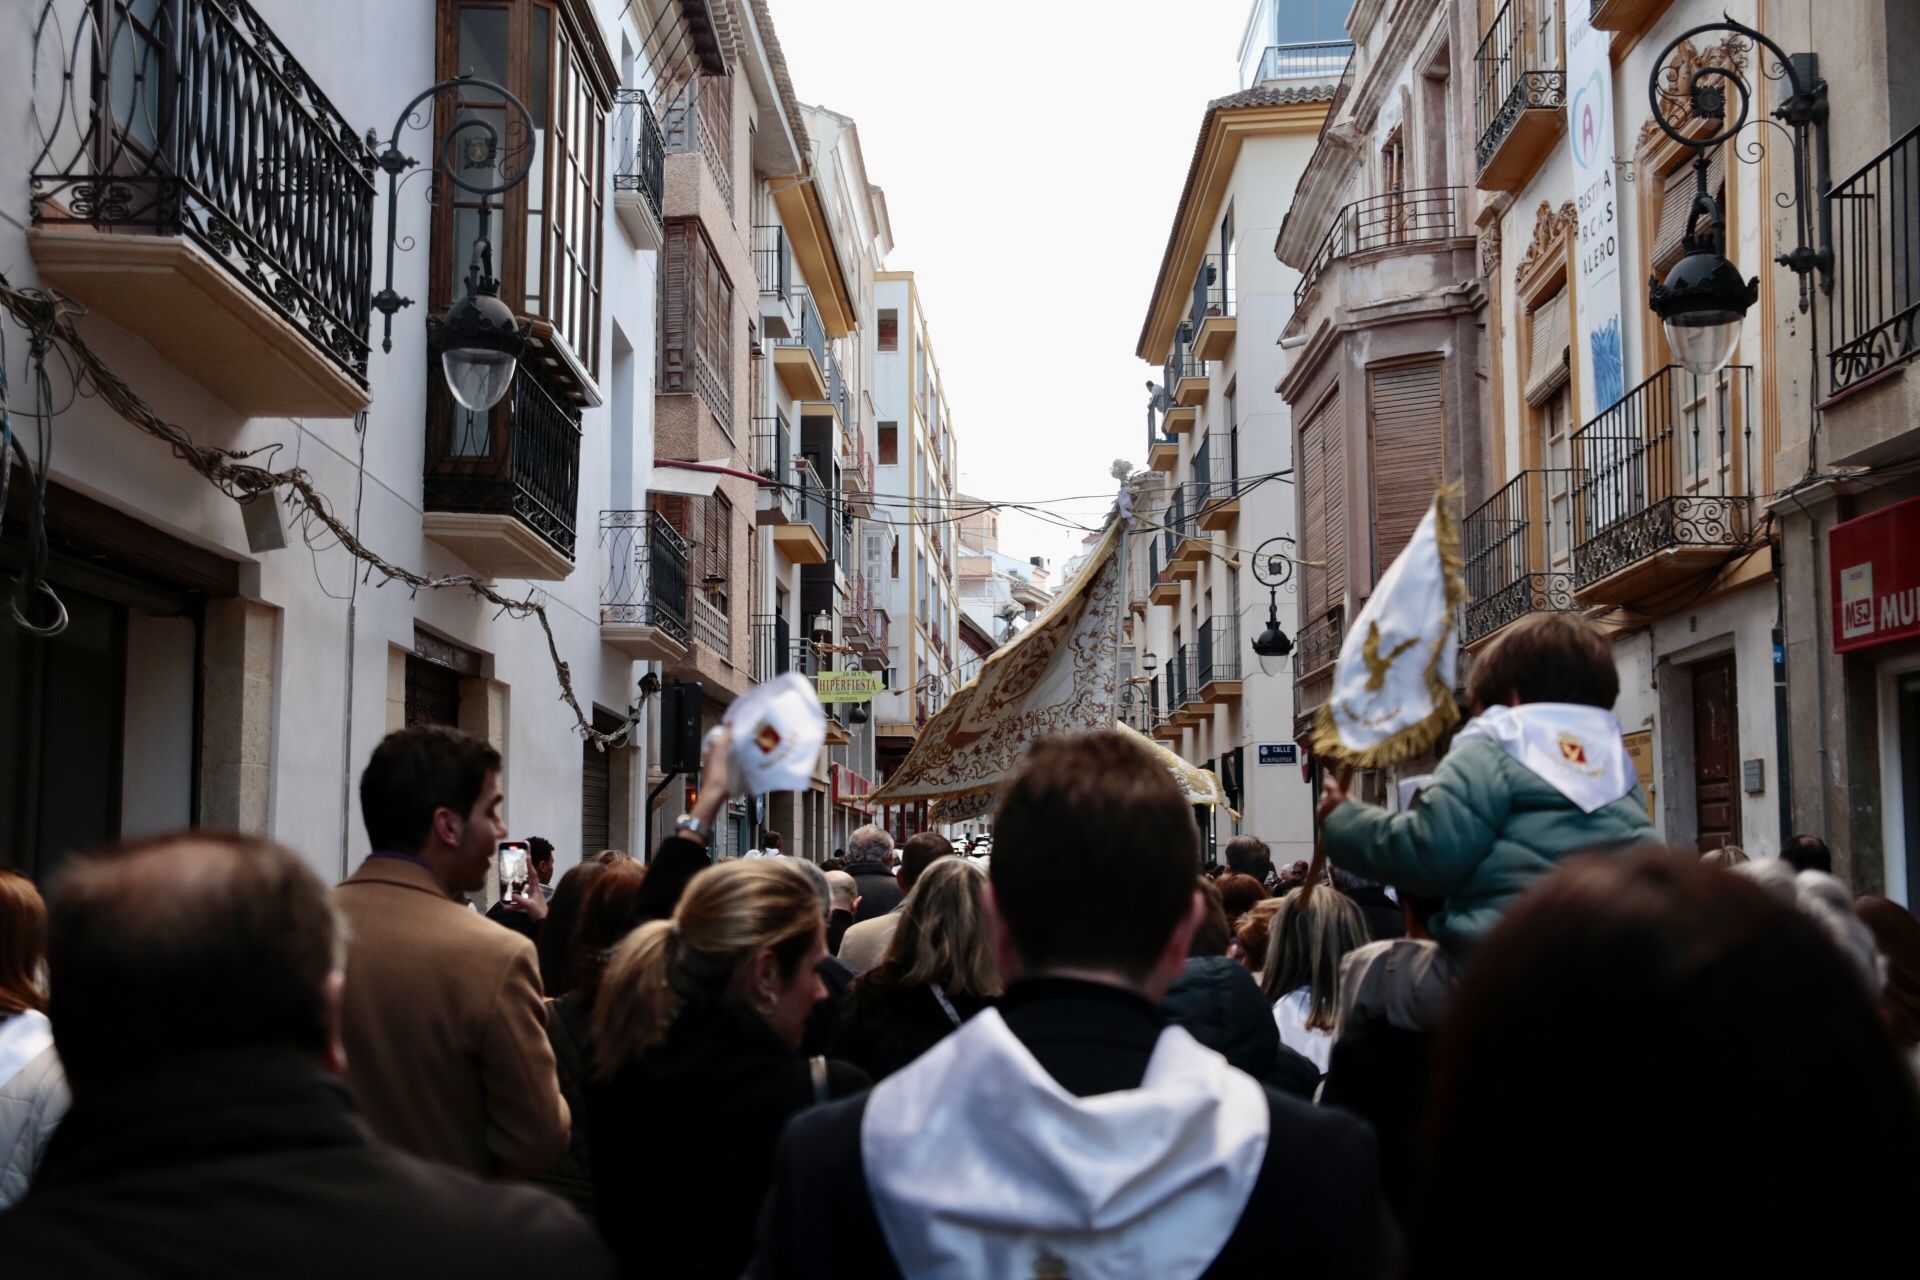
[1157,890,1206,991]
[983,880,1023,981]
[429,804,461,851]
[322,970,347,1076]
[749,947,781,1007]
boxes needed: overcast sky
[775,0,1260,575]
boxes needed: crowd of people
[1,611,1919,1276]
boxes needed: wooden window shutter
[1524,287,1572,406]
[1369,361,1447,577]
[650,492,691,537]
[1299,398,1328,621]
[659,220,692,393]
[1652,150,1727,276]
[1322,392,1347,610]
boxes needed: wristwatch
[674,813,712,845]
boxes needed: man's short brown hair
[359,725,501,854]
[899,832,952,891]
[991,731,1198,981]
[1465,612,1619,711]
[48,833,341,1089]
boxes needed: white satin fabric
[0,1012,53,1091]
[1454,703,1638,814]
[861,1008,1269,1280]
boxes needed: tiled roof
[1205,84,1340,112]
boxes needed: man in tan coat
[336,726,569,1180]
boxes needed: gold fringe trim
[1311,487,1467,771]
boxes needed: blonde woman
[586,858,868,1280]
[1260,885,1371,1075]
[833,857,1003,1080]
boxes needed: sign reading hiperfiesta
[815,670,884,703]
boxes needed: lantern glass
[441,347,517,413]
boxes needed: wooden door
[1691,656,1741,851]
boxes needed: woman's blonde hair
[593,858,821,1075]
[876,857,1002,998]
[1260,885,1370,1030]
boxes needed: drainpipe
[1772,543,1795,842]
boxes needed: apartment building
[1272,0,1482,807]
[1766,0,1920,896]
[1128,0,1341,863]
[870,271,962,841]
[955,496,1051,646]
[1443,0,1791,857]
[4,0,725,883]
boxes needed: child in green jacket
[1318,613,1657,954]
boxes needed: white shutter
[1524,287,1572,406]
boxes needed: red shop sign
[1830,494,1920,653]
[831,764,873,813]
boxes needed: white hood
[862,1008,1268,1279]
[1454,703,1638,813]
[0,1010,54,1090]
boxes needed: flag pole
[1298,762,1353,907]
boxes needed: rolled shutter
[1369,360,1447,576]
[1322,393,1347,610]
[581,737,611,858]
[1524,287,1571,406]
[1652,150,1728,275]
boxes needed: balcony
[1163,402,1198,434]
[1174,645,1206,719]
[1149,531,1182,605]
[1463,470,1582,648]
[1827,122,1920,399]
[772,291,828,400]
[1168,488,1208,573]
[663,77,733,212]
[1473,0,1566,191]
[772,458,833,565]
[803,346,851,430]
[1197,615,1242,702]
[1571,365,1755,607]
[613,90,666,251]
[751,614,789,684]
[599,511,689,660]
[752,417,796,526]
[1295,187,1469,310]
[28,0,374,418]
[1190,254,1235,362]
[1197,430,1241,532]
[1151,675,1182,742]
[1252,40,1354,84]
[752,224,796,339]
[1589,0,1672,33]
[1293,606,1344,734]
[423,364,581,580]
[1166,326,1210,406]
[844,420,875,515]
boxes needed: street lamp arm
[1646,19,1814,154]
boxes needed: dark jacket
[0,1048,609,1279]
[1164,956,1321,1099]
[832,974,990,1081]
[627,836,711,928]
[846,858,901,922]
[750,978,1393,1278]
[802,955,855,1058]
[827,907,855,956]
[586,1003,868,1279]
[536,992,597,1215]
[1346,884,1407,944]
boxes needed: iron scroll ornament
[368,76,539,354]
[1643,18,1832,302]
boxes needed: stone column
[199,598,278,834]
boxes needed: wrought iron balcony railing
[1209,427,1241,498]
[751,613,789,683]
[1295,187,1468,307]
[1190,253,1233,331]
[796,457,833,552]
[1473,0,1566,173]
[822,347,852,423]
[1463,469,1582,645]
[1198,615,1241,686]
[426,363,582,560]
[772,289,827,368]
[1254,41,1355,83]
[30,0,376,385]
[752,224,791,299]
[1295,606,1345,680]
[1828,121,1920,395]
[1164,324,1208,390]
[1571,364,1754,588]
[752,416,791,485]
[613,89,666,225]
[600,510,689,642]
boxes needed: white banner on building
[1567,5,1626,417]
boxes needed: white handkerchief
[1454,703,1637,813]
[723,673,827,796]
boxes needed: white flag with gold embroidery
[1312,494,1466,769]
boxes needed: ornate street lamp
[1645,20,1831,376]
[1250,537,1296,673]
[369,77,537,412]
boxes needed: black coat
[536,991,598,1215]
[1318,1020,1434,1226]
[586,1002,868,1279]
[750,978,1394,1278]
[1164,955,1321,1099]
[846,858,901,922]
[1347,884,1407,944]
[832,974,990,1081]
[0,1048,609,1279]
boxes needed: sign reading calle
[816,670,885,703]
[1831,495,1920,653]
